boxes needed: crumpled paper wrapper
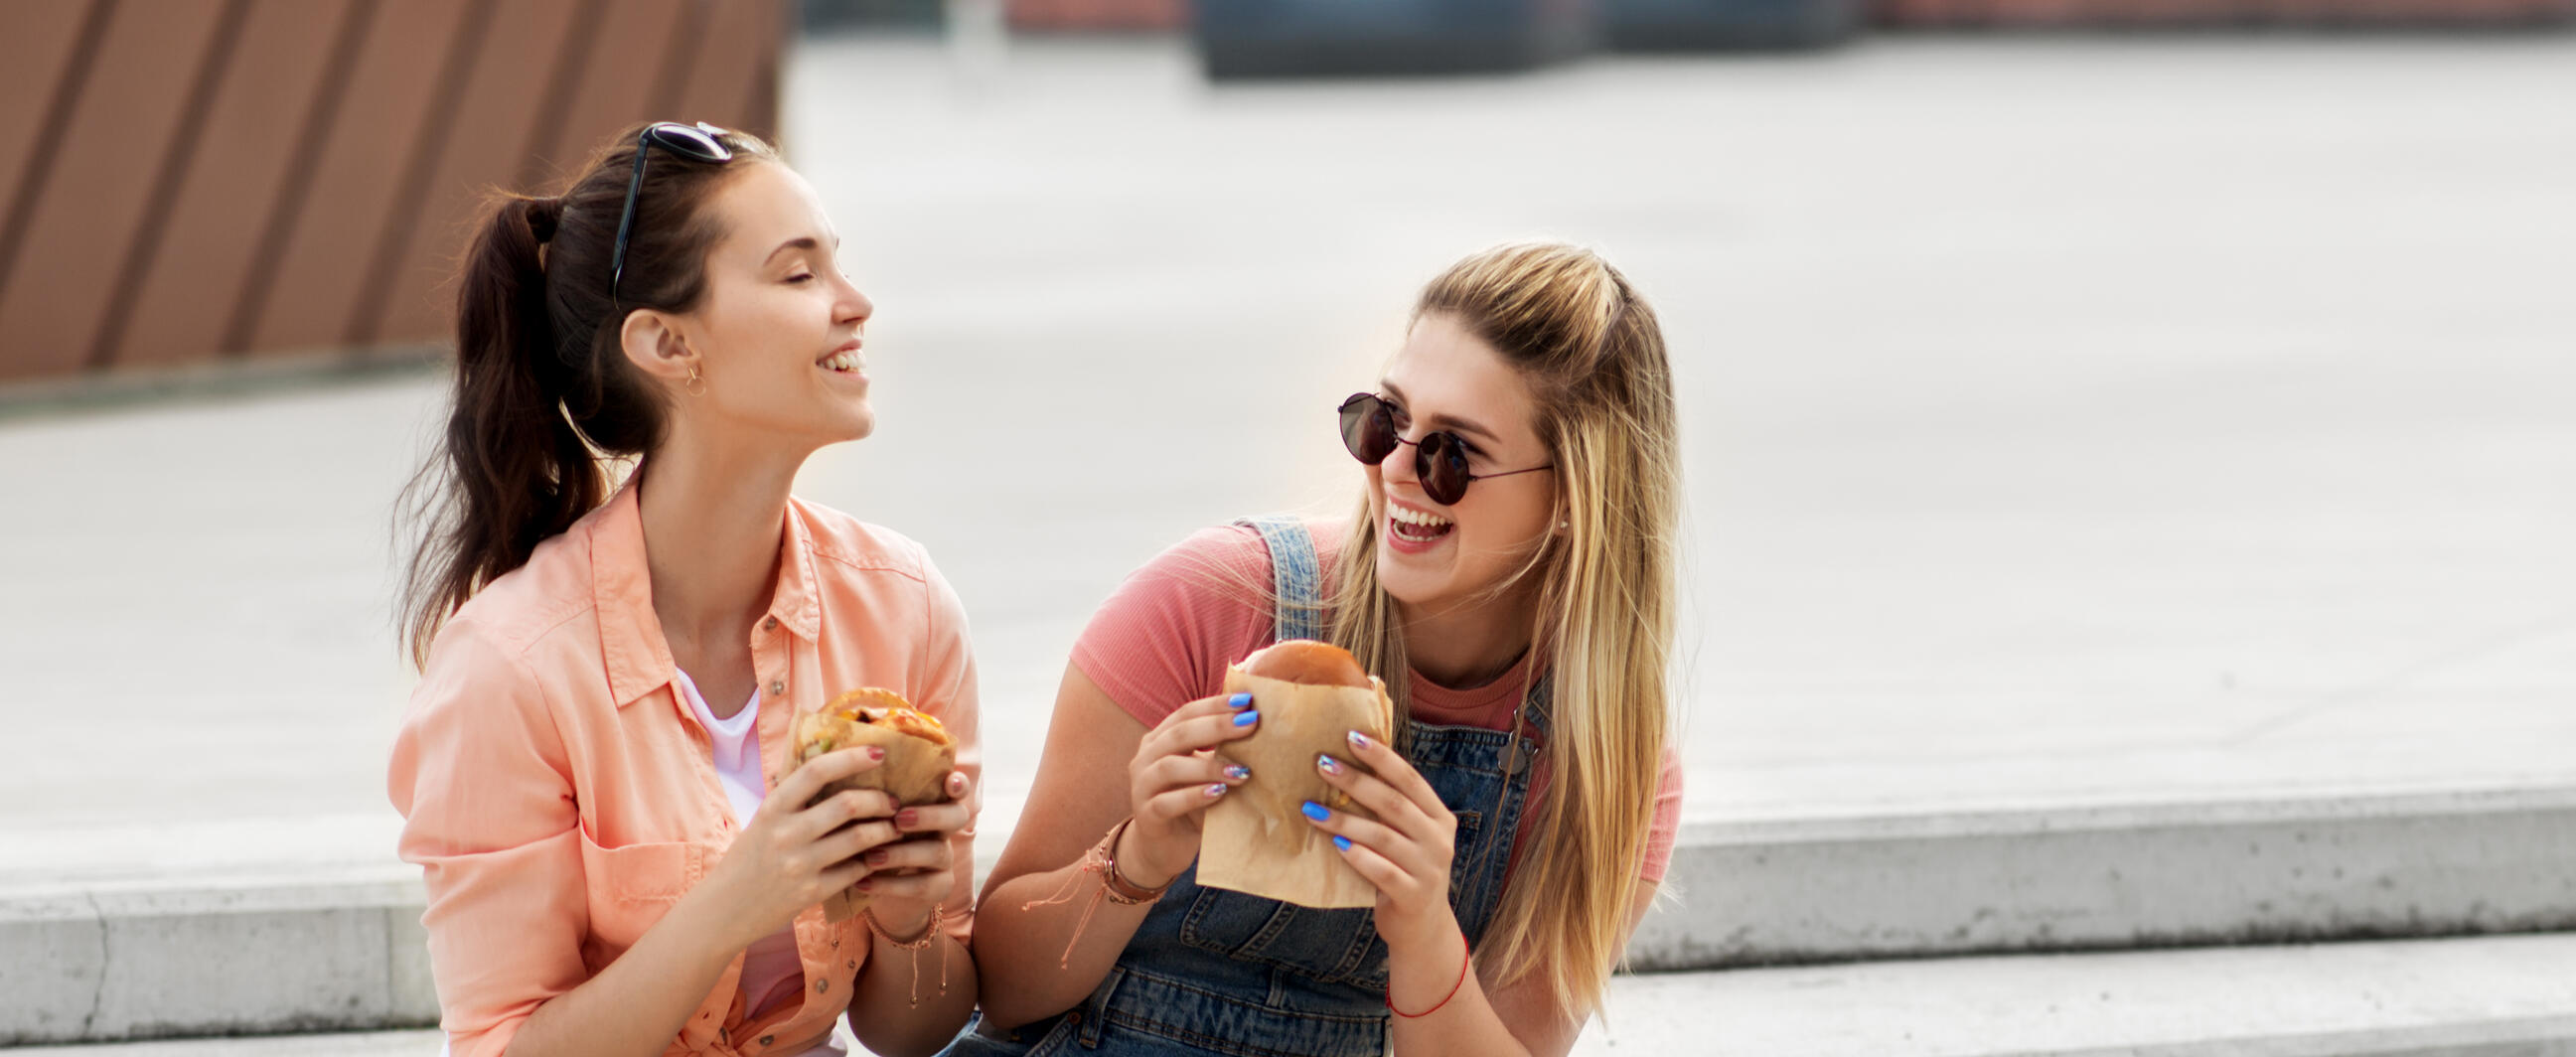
[1195,665,1396,908]
[789,706,957,922]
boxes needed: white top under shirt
[673,669,852,1057]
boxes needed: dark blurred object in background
[1013,0,1189,32]
[1876,0,2574,26]
[0,0,789,388]
[803,0,949,32]
[1602,0,1863,48]
[1192,0,1596,78]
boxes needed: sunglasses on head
[1337,392,1553,507]
[609,121,734,303]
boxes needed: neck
[635,427,800,662]
[1397,577,1544,689]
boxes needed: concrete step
[12,935,2574,1057]
[1581,934,2576,1057]
[5,786,2571,1045]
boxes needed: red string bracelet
[1388,931,1471,1018]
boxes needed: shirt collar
[587,480,826,709]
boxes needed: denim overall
[946,517,1549,1057]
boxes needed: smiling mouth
[1388,503,1453,543]
[818,349,863,373]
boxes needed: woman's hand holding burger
[1119,691,1264,888]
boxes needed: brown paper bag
[790,703,957,922]
[1195,665,1397,908]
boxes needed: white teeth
[820,353,860,372]
[1389,505,1452,528]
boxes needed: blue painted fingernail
[1317,754,1342,775]
[1348,730,1373,751]
[1225,765,1251,781]
[1228,692,1253,709]
[1206,783,1229,798]
[1300,801,1330,822]
[1333,834,1352,852]
[1234,710,1260,727]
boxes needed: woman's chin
[1374,553,1449,610]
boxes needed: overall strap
[1240,515,1327,643]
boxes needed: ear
[618,308,697,390]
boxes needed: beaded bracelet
[1020,817,1173,968]
[861,903,948,1008]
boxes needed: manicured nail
[896,810,919,830]
[868,746,887,760]
[1300,801,1330,822]
[855,878,876,891]
[1228,692,1254,709]
[1206,783,1229,798]
[1333,834,1352,852]
[1346,730,1372,751]
[1225,765,1251,781]
[865,849,889,866]
[1317,754,1342,776]
[1234,710,1260,727]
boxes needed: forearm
[506,893,740,1057]
[1389,975,1534,1057]
[969,860,1160,1029]
[1383,913,1540,1057]
[846,911,979,1057]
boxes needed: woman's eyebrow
[765,236,823,264]
[1380,379,1501,445]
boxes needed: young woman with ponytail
[959,242,1686,1056]
[387,122,981,1057]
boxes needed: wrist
[868,902,937,944]
[1381,904,1462,960]
[671,879,764,963]
[1114,818,1185,889]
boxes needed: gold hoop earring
[684,364,706,397]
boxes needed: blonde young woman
[954,243,1685,1056]
[388,122,981,1057]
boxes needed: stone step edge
[6,784,2573,1044]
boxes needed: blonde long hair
[1329,242,1680,1017]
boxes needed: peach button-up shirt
[388,483,981,1057]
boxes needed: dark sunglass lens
[1339,395,1397,464]
[648,123,729,162]
[1420,432,1470,505]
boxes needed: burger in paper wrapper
[1197,639,1396,909]
[791,687,957,922]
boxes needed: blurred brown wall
[0,0,787,385]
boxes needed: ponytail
[398,195,606,667]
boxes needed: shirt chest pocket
[578,828,706,953]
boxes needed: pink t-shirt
[1071,521,1684,886]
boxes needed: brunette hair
[398,123,776,667]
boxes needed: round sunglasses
[609,121,733,303]
[1337,392,1553,507]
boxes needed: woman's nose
[834,274,873,324]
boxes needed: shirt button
[770,679,786,696]
[816,978,829,993]
[763,616,778,631]
[759,1035,774,1046]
